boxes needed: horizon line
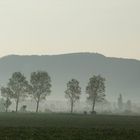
[0,52,139,61]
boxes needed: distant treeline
[0,71,106,113]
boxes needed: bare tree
[8,72,29,112]
[65,79,81,113]
[29,71,51,113]
[86,75,105,113]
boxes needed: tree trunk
[36,98,40,113]
[70,100,74,113]
[16,97,19,112]
[6,97,8,112]
[6,106,8,113]
[92,97,96,112]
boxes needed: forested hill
[0,53,140,102]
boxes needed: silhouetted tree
[0,98,6,112]
[4,98,12,112]
[117,94,123,111]
[29,71,51,113]
[1,87,12,112]
[126,100,132,112]
[8,72,29,112]
[86,75,105,113]
[65,79,81,113]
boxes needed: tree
[65,79,81,113]
[0,98,6,112]
[4,98,12,112]
[29,71,51,113]
[117,94,123,111]
[1,87,12,112]
[86,75,105,113]
[8,72,29,112]
[126,100,132,112]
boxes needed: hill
[0,53,140,102]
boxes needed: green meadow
[0,113,140,140]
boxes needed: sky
[0,0,140,59]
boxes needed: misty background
[0,53,139,113]
[0,0,140,113]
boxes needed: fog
[0,53,139,115]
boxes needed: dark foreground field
[0,113,140,140]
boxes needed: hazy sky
[0,0,140,59]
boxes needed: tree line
[0,71,106,113]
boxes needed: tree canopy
[65,79,81,113]
[86,75,106,113]
[29,71,51,112]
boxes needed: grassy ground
[0,113,140,139]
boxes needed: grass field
[0,113,140,140]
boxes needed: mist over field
[0,52,139,114]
